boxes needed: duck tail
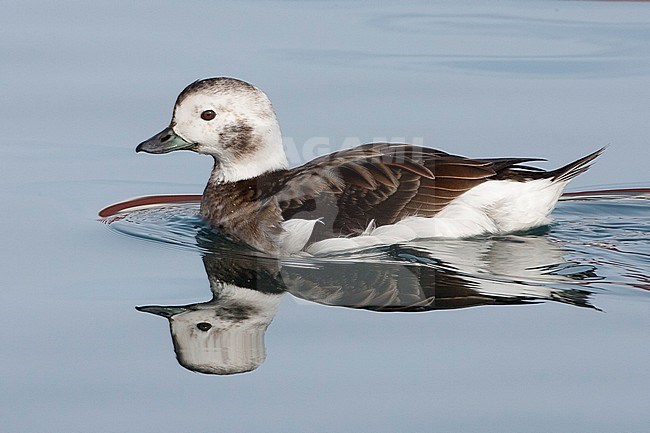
[549,146,607,183]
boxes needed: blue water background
[1,1,649,432]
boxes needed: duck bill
[136,127,195,154]
[136,305,190,318]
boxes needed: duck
[136,77,604,256]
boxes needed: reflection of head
[138,283,282,375]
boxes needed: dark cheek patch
[219,122,258,158]
[218,304,253,321]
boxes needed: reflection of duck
[138,235,597,375]
[138,255,283,375]
[136,77,604,255]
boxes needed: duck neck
[209,125,288,184]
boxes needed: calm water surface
[2,1,650,432]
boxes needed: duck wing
[266,143,544,239]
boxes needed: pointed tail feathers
[550,146,606,182]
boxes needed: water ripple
[284,12,650,77]
[101,189,650,310]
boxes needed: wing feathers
[339,162,379,189]
[430,163,495,179]
[365,163,400,187]
[269,144,603,240]
[388,159,435,179]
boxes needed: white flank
[279,219,323,254]
[304,178,568,256]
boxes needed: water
[101,192,649,314]
[2,1,650,432]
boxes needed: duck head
[136,77,288,182]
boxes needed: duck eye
[200,110,216,121]
[196,322,212,331]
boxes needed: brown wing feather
[267,144,554,242]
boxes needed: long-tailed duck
[136,77,604,255]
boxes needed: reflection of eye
[196,322,212,331]
[200,110,216,121]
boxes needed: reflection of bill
[137,236,598,375]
